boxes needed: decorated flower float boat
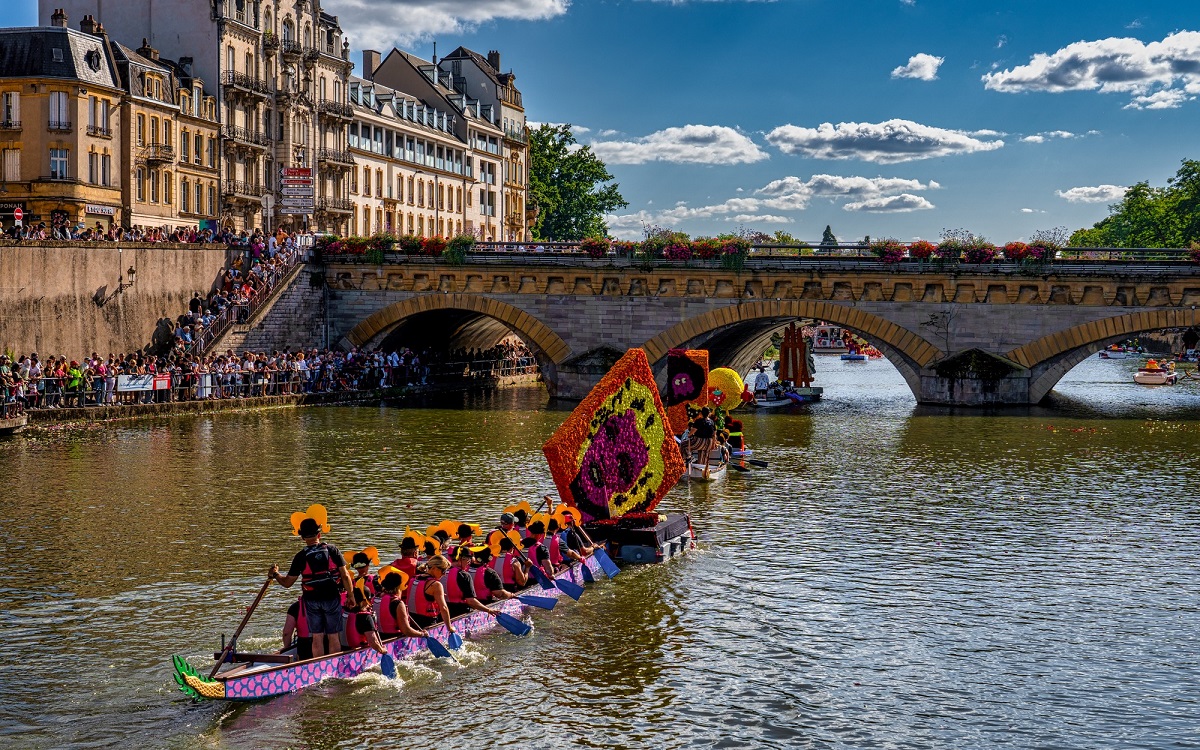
[173,349,691,703]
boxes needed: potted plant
[870,238,906,264]
[718,236,751,270]
[444,233,475,265]
[908,240,936,261]
[398,234,423,255]
[1003,241,1030,262]
[580,236,611,259]
[422,235,448,257]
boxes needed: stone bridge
[314,256,1200,405]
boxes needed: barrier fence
[0,357,540,417]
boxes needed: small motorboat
[1134,360,1177,385]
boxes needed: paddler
[270,517,355,658]
[377,572,428,640]
[499,511,518,536]
[344,589,386,654]
[390,536,420,583]
[492,535,529,592]
[521,521,552,578]
[405,555,457,635]
[559,508,594,562]
[444,545,504,618]
[470,548,518,605]
[349,551,379,601]
[446,523,477,559]
[282,596,313,660]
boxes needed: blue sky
[17,0,1200,243]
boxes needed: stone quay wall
[0,241,232,358]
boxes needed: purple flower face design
[670,373,695,401]
[569,409,650,519]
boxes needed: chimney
[487,50,501,72]
[80,14,98,35]
[362,49,380,80]
[51,8,68,28]
[138,38,159,61]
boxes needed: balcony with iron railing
[317,148,355,165]
[222,70,273,97]
[317,197,354,213]
[141,144,176,164]
[280,39,305,56]
[86,124,112,138]
[0,119,21,130]
[48,120,72,132]
[222,125,271,148]
[221,180,265,199]
[503,126,528,145]
[317,99,353,119]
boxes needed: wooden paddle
[573,521,621,579]
[726,461,751,473]
[209,576,273,678]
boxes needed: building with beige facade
[0,10,124,231]
[363,48,505,240]
[44,0,355,234]
[438,47,531,241]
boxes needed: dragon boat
[173,558,601,702]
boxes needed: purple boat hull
[174,558,598,702]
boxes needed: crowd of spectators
[0,218,318,246]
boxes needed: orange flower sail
[543,348,685,523]
[665,348,708,435]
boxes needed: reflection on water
[2,356,1199,748]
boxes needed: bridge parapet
[321,258,1200,405]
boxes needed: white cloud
[731,214,791,224]
[1055,185,1127,203]
[982,30,1200,109]
[597,129,620,137]
[590,125,768,165]
[330,0,569,47]
[1124,89,1194,109]
[765,119,1004,164]
[1020,208,1046,213]
[1020,130,1080,143]
[1021,135,1046,144]
[891,53,944,81]
[843,194,935,212]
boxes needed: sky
[16,0,1200,243]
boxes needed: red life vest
[295,596,309,639]
[406,576,437,618]
[473,565,494,601]
[345,610,366,649]
[441,568,468,605]
[378,593,399,635]
[526,537,547,575]
[392,557,418,591]
[490,553,516,585]
[548,533,563,567]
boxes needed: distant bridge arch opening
[1010,309,1200,402]
[641,300,944,400]
[340,294,572,391]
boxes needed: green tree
[1068,159,1200,247]
[528,124,627,240]
[820,225,838,246]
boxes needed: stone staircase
[211,263,326,353]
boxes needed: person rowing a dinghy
[377,571,428,640]
[270,517,355,658]
[445,545,503,618]
[406,555,456,634]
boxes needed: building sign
[85,204,117,215]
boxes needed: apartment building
[45,0,355,233]
[367,48,505,240]
[438,47,531,241]
[0,10,124,231]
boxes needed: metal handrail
[221,125,271,146]
[187,255,303,356]
[317,147,354,164]
[221,180,265,197]
[222,70,273,96]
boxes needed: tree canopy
[820,225,838,246]
[528,124,627,240]
[1069,159,1200,248]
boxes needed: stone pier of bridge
[280,257,1200,406]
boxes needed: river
[1,356,1198,749]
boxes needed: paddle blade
[727,462,752,472]
[380,652,396,679]
[426,636,453,659]
[581,562,596,583]
[556,577,584,601]
[745,458,768,468]
[495,611,532,636]
[517,594,558,611]
[447,632,464,651]
[594,549,621,578]
[530,565,556,590]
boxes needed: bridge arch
[641,300,944,400]
[340,294,572,387]
[1009,308,1200,402]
